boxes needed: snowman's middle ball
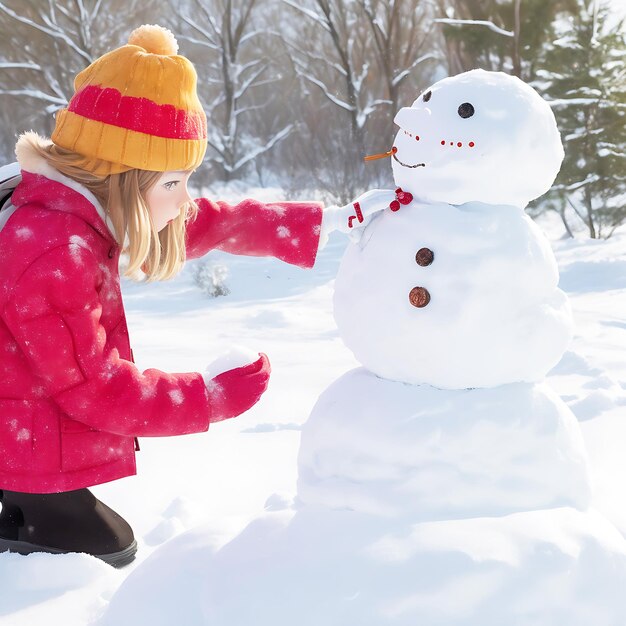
[332,202,573,389]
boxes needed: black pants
[0,488,135,564]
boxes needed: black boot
[0,488,137,568]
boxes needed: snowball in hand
[391,69,564,208]
[204,346,260,380]
[334,69,572,389]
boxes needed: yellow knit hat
[51,24,207,175]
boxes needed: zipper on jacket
[134,437,140,452]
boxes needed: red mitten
[205,353,271,423]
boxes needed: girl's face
[145,170,194,232]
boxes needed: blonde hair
[22,134,198,282]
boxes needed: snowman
[101,70,626,626]
[336,67,571,390]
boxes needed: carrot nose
[364,147,397,162]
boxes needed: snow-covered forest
[0,0,623,236]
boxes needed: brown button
[415,247,434,266]
[409,286,430,308]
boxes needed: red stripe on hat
[68,85,207,140]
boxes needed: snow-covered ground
[1,195,625,625]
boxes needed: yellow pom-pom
[128,24,179,56]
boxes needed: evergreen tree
[434,0,577,80]
[533,0,625,238]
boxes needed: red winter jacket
[0,156,322,493]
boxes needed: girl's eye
[163,181,179,190]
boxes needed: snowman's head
[391,69,564,208]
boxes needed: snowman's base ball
[298,368,591,519]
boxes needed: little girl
[0,25,392,567]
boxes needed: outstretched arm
[185,197,324,268]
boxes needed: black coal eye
[422,90,432,102]
[458,102,474,118]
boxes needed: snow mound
[99,505,626,626]
[297,368,591,518]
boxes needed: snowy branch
[206,92,227,112]
[240,29,266,44]
[0,61,43,71]
[548,97,602,107]
[203,76,227,86]
[357,98,391,128]
[284,38,348,78]
[233,58,264,82]
[565,174,601,192]
[179,14,221,50]
[206,136,225,156]
[392,53,438,87]
[0,2,92,63]
[235,100,273,115]
[177,33,221,51]
[0,89,67,106]
[293,64,354,112]
[282,0,331,33]
[234,65,268,99]
[353,61,370,94]
[433,18,514,38]
[229,124,294,172]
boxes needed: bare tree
[280,0,395,200]
[278,0,439,201]
[0,0,159,137]
[283,0,386,160]
[177,0,293,182]
[357,0,439,115]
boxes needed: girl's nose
[182,186,193,205]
